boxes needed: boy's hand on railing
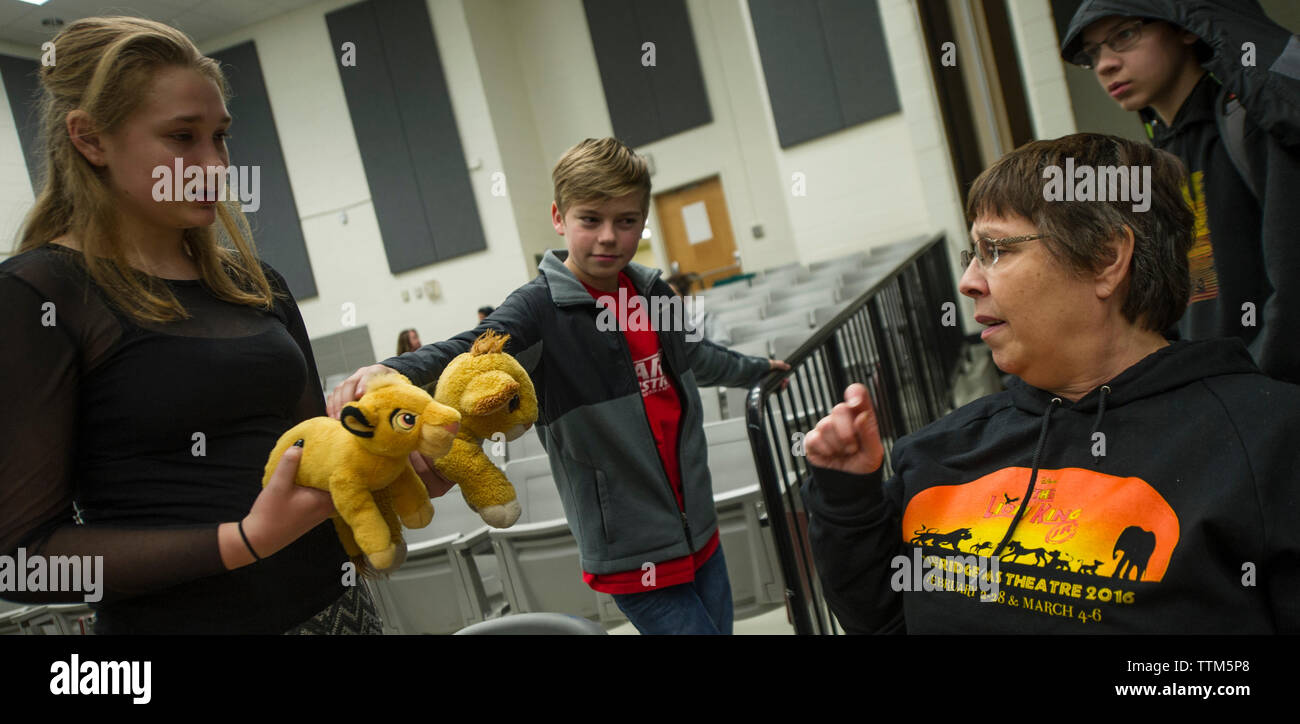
[326,364,397,419]
[770,359,790,390]
[804,383,884,475]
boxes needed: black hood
[1006,337,1258,416]
[1060,0,1270,66]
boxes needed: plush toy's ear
[340,404,376,438]
[459,371,520,416]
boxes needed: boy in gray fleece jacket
[328,138,786,634]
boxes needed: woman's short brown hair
[966,133,1194,333]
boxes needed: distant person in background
[396,328,421,355]
[477,306,494,322]
[1061,0,1300,383]
[666,272,733,346]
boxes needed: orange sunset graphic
[900,467,1180,582]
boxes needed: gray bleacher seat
[704,418,760,493]
[698,386,723,423]
[771,332,818,362]
[504,455,563,522]
[757,263,808,285]
[698,284,740,302]
[839,279,882,301]
[453,611,607,635]
[0,607,31,635]
[714,306,764,329]
[0,606,39,635]
[505,426,546,461]
[709,292,771,316]
[488,519,610,624]
[812,303,850,328]
[870,236,926,261]
[841,264,892,285]
[0,603,93,635]
[714,485,785,615]
[726,339,770,359]
[768,287,841,310]
[722,385,750,420]
[410,488,489,543]
[368,534,469,634]
[809,250,871,271]
[732,324,809,346]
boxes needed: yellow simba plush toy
[262,372,461,571]
[432,330,539,528]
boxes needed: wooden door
[654,176,739,289]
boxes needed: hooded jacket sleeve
[682,335,771,388]
[804,457,908,634]
[1221,379,1300,632]
[1244,131,1300,385]
[381,285,544,387]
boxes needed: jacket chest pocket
[594,469,613,544]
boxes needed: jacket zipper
[606,299,695,554]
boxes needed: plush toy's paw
[479,499,522,528]
[386,539,408,571]
[400,500,434,529]
[366,544,399,571]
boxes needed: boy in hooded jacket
[1060,0,1300,384]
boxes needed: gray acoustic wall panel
[326,0,486,274]
[748,0,843,148]
[310,325,376,388]
[820,0,900,126]
[210,41,317,299]
[635,0,713,139]
[1,53,43,190]
[584,0,713,147]
[749,0,901,148]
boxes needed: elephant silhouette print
[1111,526,1157,581]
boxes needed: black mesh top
[0,244,346,633]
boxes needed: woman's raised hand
[803,383,885,476]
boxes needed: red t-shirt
[578,273,719,594]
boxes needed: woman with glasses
[800,133,1300,633]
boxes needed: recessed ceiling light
[20,1,53,7]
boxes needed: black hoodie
[1060,0,1300,385]
[805,338,1300,633]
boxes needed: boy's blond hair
[551,138,651,217]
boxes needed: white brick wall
[1006,0,1079,140]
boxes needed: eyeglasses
[961,234,1048,269]
[1073,20,1145,68]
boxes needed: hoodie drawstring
[991,397,1060,559]
[1090,385,1110,464]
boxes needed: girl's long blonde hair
[18,16,274,322]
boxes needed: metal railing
[743,233,966,635]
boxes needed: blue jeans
[611,545,734,635]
